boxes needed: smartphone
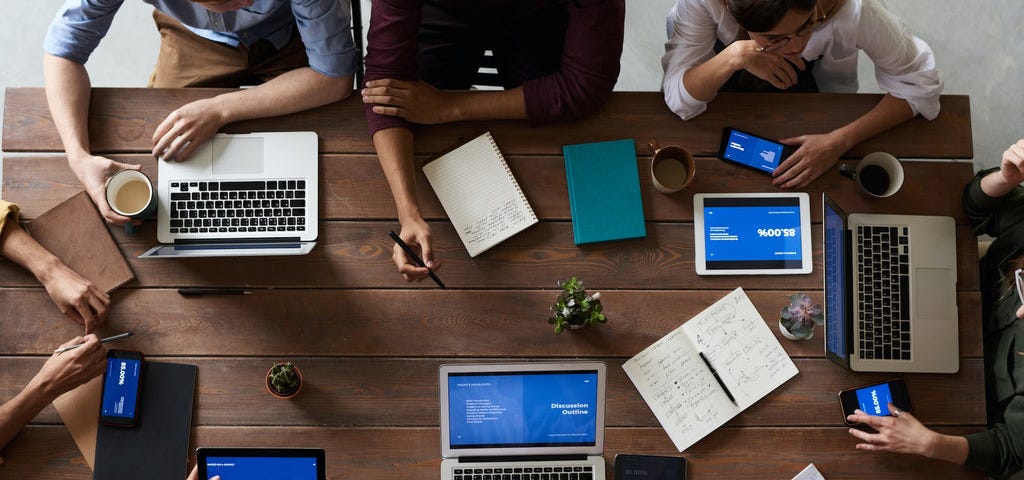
[99,349,145,427]
[718,127,793,175]
[615,453,687,480]
[838,378,912,425]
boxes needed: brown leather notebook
[26,192,134,293]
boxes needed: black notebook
[94,361,197,480]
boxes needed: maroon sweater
[364,0,625,136]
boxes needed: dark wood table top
[0,88,982,479]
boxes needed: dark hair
[727,0,816,33]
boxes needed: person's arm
[962,140,1024,238]
[152,69,353,161]
[0,335,107,451]
[846,403,969,464]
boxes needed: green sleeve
[966,396,1024,478]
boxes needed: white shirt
[661,0,942,120]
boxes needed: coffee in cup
[848,152,904,198]
[105,169,157,234]
[648,140,695,194]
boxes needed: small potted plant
[266,362,303,399]
[548,276,606,334]
[779,293,824,340]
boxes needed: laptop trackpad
[914,268,954,320]
[212,137,264,175]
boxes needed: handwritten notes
[622,288,798,451]
[423,132,538,257]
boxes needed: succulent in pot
[779,293,823,340]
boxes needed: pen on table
[178,288,253,296]
[698,351,738,406]
[55,332,133,354]
[388,230,446,289]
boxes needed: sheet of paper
[53,376,102,470]
[622,288,798,451]
[791,463,826,480]
[423,132,537,257]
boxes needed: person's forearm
[925,433,969,465]
[447,87,527,122]
[681,43,746,102]
[372,128,421,222]
[829,94,914,154]
[0,221,63,285]
[43,54,93,163]
[209,68,353,125]
[980,169,1020,198]
[0,384,51,451]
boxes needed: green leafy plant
[779,293,824,340]
[267,362,302,398]
[548,277,606,334]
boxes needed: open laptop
[439,362,607,480]
[823,193,959,373]
[140,132,318,258]
[196,447,325,480]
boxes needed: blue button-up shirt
[44,0,357,78]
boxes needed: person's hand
[38,260,110,334]
[730,40,806,90]
[392,217,442,282]
[362,79,457,125]
[846,404,938,456]
[68,155,142,225]
[186,465,220,480]
[152,98,226,162]
[772,132,848,189]
[996,139,1024,186]
[25,335,107,402]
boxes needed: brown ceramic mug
[648,140,695,194]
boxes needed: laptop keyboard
[856,225,911,361]
[452,466,594,480]
[168,180,307,234]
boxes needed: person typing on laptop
[43,0,359,226]
[0,200,110,333]
[360,0,625,282]
[844,139,1024,479]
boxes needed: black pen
[388,230,445,289]
[699,351,738,406]
[178,288,253,296]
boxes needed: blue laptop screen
[824,200,847,361]
[205,456,319,480]
[447,371,599,449]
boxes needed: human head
[190,0,254,14]
[727,0,819,55]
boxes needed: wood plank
[1,425,986,479]
[3,357,986,428]
[4,88,972,159]
[0,221,981,290]
[2,155,974,223]
[0,290,983,358]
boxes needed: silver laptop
[823,194,959,373]
[140,132,318,258]
[439,362,607,480]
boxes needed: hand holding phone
[839,378,912,425]
[100,349,145,427]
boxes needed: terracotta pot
[266,363,303,399]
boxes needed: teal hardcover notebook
[563,139,647,245]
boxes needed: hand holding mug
[105,169,157,234]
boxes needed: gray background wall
[1,0,1021,193]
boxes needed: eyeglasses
[754,3,827,53]
[1015,268,1024,306]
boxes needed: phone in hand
[838,378,912,426]
[99,349,144,427]
[718,127,793,175]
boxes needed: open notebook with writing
[423,132,538,257]
[622,288,799,451]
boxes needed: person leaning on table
[43,0,359,226]
[0,200,110,333]
[847,140,1024,479]
[359,0,625,283]
[661,0,942,189]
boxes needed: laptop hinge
[173,237,301,244]
[458,455,589,464]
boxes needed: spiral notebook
[423,132,538,257]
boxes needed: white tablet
[694,193,813,275]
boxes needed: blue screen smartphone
[838,378,912,425]
[99,349,144,427]
[718,127,792,175]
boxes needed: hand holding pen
[389,230,445,288]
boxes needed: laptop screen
[446,370,600,450]
[824,198,848,361]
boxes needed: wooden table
[0,88,983,478]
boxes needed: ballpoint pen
[388,230,446,289]
[55,332,133,354]
[699,351,738,405]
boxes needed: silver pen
[54,332,133,354]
